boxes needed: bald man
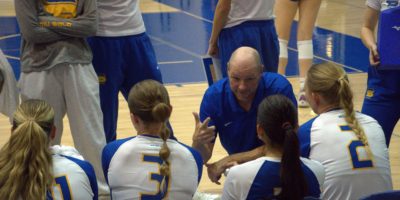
[193,47,297,184]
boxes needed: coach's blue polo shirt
[200,72,297,155]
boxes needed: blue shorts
[88,33,162,142]
[362,66,400,146]
[218,20,279,77]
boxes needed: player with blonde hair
[298,62,392,199]
[0,99,98,200]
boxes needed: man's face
[228,61,262,104]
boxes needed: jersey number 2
[348,140,374,169]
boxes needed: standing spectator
[360,0,400,146]
[275,0,322,107]
[14,0,109,197]
[88,0,163,143]
[208,0,279,77]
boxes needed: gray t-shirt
[15,0,97,72]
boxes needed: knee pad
[297,40,314,59]
[279,39,288,58]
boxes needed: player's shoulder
[229,157,270,178]
[355,111,379,124]
[103,137,136,153]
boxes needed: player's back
[49,149,98,200]
[222,157,325,200]
[299,109,392,200]
[102,135,203,200]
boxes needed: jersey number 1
[47,176,72,200]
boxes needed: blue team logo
[393,26,400,31]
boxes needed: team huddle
[0,0,399,199]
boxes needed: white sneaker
[298,92,309,108]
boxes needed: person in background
[208,0,279,77]
[360,0,400,146]
[275,0,322,107]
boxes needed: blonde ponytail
[0,99,55,200]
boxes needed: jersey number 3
[141,154,170,200]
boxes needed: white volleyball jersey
[225,0,275,28]
[222,157,325,200]
[299,109,393,200]
[102,135,203,200]
[49,153,98,200]
[96,0,145,36]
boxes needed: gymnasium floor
[0,0,399,194]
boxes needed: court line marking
[4,55,19,60]
[180,10,212,23]
[149,35,203,59]
[159,60,193,65]
[0,33,20,40]
[148,35,208,80]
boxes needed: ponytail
[152,102,171,177]
[128,80,172,196]
[257,95,307,200]
[0,99,54,200]
[337,76,373,158]
[279,124,307,200]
